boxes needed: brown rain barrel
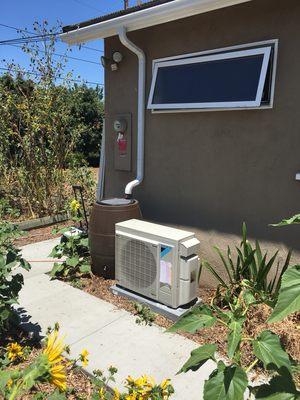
[89,198,142,279]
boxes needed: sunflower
[113,388,120,400]
[43,330,66,391]
[7,342,23,362]
[70,199,80,213]
[80,349,89,367]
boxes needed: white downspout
[117,26,145,199]
[96,119,106,202]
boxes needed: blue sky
[0,0,134,87]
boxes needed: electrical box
[113,113,131,171]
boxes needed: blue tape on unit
[160,246,172,258]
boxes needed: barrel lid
[98,198,133,206]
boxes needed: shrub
[202,223,291,307]
[0,222,30,333]
[168,268,300,400]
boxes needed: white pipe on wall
[96,119,106,202]
[118,26,146,198]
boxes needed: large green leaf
[49,262,64,277]
[227,319,243,359]
[268,265,300,323]
[178,344,216,374]
[79,264,91,274]
[271,214,300,226]
[167,305,216,333]
[66,256,80,267]
[254,367,299,399]
[253,331,291,371]
[204,361,248,400]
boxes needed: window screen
[148,45,274,110]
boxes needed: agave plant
[203,223,291,307]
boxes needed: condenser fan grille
[118,238,157,290]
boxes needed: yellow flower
[70,199,80,213]
[43,330,66,391]
[6,379,13,388]
[7,342,23,362]
[113,388,120,400]
[161,378,170,390]
[49,363,67,392]
[80,349,89,367]
[99,387,106,399]
[125,394,137,400]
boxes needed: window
[147,41,278,111]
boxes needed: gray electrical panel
[113,113,131,171]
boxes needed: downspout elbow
[118,27,145,199]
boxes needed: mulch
[81,275,300,372]
[14,221,72,247]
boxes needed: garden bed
[1,326,92,399]
[80,275,300,371]
[14,221,72,247]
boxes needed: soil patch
[14,221,72,247]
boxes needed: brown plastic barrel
[89,199,142,279]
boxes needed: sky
[0,0,135,88]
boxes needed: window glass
[148,45,275,110]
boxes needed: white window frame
[148,39,278,113]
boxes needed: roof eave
[60,0,252,45]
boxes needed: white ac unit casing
[115,219,200,309]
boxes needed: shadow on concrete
[15,307,43,341]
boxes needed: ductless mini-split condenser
[115,219,200,309]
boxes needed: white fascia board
[60,0,252,45]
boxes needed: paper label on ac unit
[160,260,172,285]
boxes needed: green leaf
[167,305,217,333]
[47,389,67,399]
[66,256,80,267]
[227,319,243,359]
[253,331,291,371]
[178,344,217,373]
[49,262,64,277]
[204,361,248,400]
[79,264,91,274]
[268,265,300,323]
[202,260,228,288]
[242,289,257,306]
[270,214,300,227]
[254,367,299,399]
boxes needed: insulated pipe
[118,26,146,199]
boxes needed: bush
[168,268,300,400]
[0,21,101,220]
[202,223,291,308]
[0,222,30,333]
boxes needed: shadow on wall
[136,191,300,254]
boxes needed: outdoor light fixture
[100,56,110,68]
[101,52,123,71]
[112,51,123,63]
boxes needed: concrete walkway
[17,239,216,399]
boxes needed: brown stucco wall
[103,0,300,286]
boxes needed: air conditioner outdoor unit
[115,219,200,309]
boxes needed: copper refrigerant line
[27,259,64,263]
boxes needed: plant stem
[245,358,258,374]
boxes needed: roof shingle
[62,0,176,33]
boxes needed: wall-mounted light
[100,56,110,68]
[101,52,124,71]
[112,51,123,63]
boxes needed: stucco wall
[103,0,300,286]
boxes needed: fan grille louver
[117,237,157,292]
